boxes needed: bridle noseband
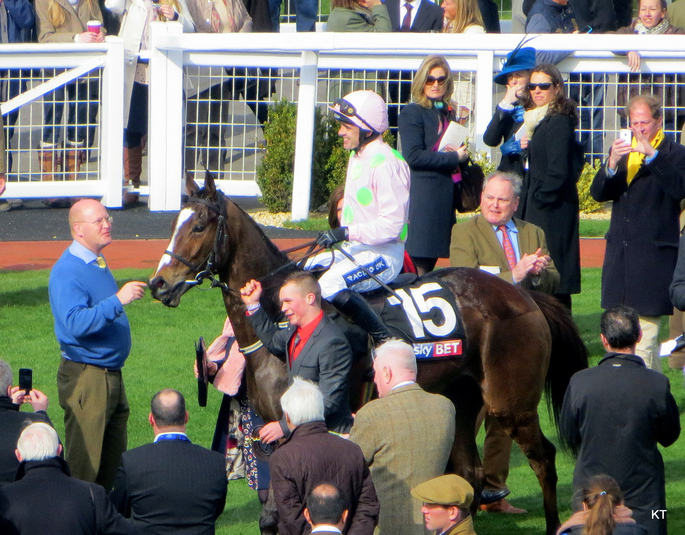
[164,191,233,294]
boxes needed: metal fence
[4,30,685,217]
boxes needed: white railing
[5,30,685,218]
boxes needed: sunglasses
[528,82,554,91]
[426,75,448,86]
[333,98,378,133]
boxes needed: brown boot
[64,140,86,180]
[123,145,143,206]
[38,142,62,181]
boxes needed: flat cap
[411,475,474,508]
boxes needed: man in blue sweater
[48,198,146,490]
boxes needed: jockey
[306,90,411,344]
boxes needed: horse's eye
[193,224,205,233]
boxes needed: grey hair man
[0,422,134,534]
[270,378,379,535]
[449,171,559,512]
[350,339,456,535]
[0,359,53,485]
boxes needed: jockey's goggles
[331,98,378,134]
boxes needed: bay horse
[149,174,588,535]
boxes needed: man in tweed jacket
[350,340,456,535]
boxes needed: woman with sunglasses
[398,55,468,276]
[518,63,581,308]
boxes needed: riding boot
[64,140,85,180]
[123,144,143,206]
[332,289,391,346]
[38,141,62,181]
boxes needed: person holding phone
[591,94,685,372]
[0,360,53,485]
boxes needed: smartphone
[619,129,632,145]
[18,368,32,394]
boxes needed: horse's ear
[185,172,199,197]
[204,168,217,198]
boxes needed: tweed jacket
[449,215,560,294]
[36,0,103,42]
[326,4,392,31]
[248,307,353,433]
[591,136,685,316]
[350,383,455,535]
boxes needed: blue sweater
[48,245,131,369]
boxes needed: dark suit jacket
[591,136,685,316]
[270,421,379,535]
[449,215,560,294]
[0,457,135,535]
[0,396,52,486]
[385,0,443,32]
[248,308,354,433]
[560,353,680,535]
[109,439,227,535]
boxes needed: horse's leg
[259,484,279,535]
[443,375,484,514]
[495,411,559,535]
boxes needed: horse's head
[149,172,229,307]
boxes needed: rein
[166,193,331,295]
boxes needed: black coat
[385,0,443,32]
[669,234,685,310]
[591,137,685,316]
[520,113,581,295]
[249,309,354,433]
[569,0,619,32]
[560,353,680,535]
[0,457,135,535]
[0,396,52,486]
[270,421,379,535]
[399,102,462,259]
[109,439,227,534]
[483,104,525,182]
[477,0,500,32]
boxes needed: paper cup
[87,20,101,33]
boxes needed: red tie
[498,225,517,270]
[401,3,412,31]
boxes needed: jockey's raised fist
[316,226,348,249]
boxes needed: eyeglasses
[333,98,378,133]
[426,75,447,86]
[77,216,113,226]
[528,82,554,91]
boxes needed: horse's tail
[528,291,588,439]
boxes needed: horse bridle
[163,191,234,294]
[164,191,337,295]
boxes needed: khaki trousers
[636,315,663,372]
[57,359,129,490]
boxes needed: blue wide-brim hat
[494,47,536,85]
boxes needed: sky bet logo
[413,339,462,360]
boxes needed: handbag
[454,158,484,213]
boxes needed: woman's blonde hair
[582,475,623,535]
[410,55,454,109]
[443,0,483,33]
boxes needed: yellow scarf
[626,129,664,185]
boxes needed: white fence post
[291,50,318,222]
[101,37,125,208]
[148,22,185,211]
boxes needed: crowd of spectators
[2,1,685,535]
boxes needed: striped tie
[498,225,517,270]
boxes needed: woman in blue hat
[483,46,536,184]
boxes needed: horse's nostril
[151,277,166,290]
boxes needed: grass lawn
[1,266,683,534]
[284,214,611,237]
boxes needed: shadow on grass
[1,286,49,307]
